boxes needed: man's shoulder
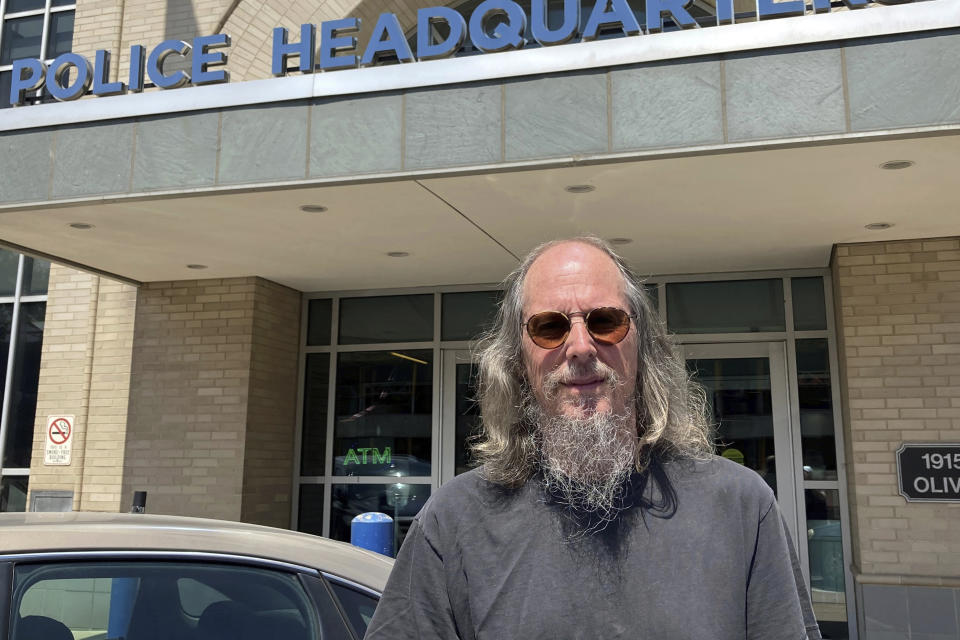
[661,454,776,510]
[415,466,501,525]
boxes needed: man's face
[521,242,639,421]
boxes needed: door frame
[440,349,477,485]
[681,341,803,556]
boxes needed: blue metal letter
[757,0,805,19]
[146,40,192,89]
[9,58,46,106]
[272,24,315,76]
[351,512,394,557]
[128,44,146,92]
[47,52,92,101]
[469,0,526,54]
[841,0,869,7]
[192,33,230,85]
[416,7,466,60]
[811,0,831,13]
[361,13,414,67]
[582,0,641,41]
[319,18,360,70]
[645,0,697,33]
[92,50,125,96]
[531,0,580,46]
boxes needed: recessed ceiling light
[186,264,208,269]
[608,237,632,246]
[564,184,596,194]
[387,251,410,258]
[880,160,914,170]
[68,222,94,230]
[300,205,328,213]
[865,222,893,231]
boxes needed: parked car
[0,512,393,640]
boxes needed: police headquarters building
[0,0,959,636]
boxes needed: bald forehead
[522,242,628,310]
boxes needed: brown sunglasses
[522,307,635,350]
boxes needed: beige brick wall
[241,279,300,527]
[28,265,137,512]
[71,0,451,85]
[121,276,299,524]
[833,237,960,583]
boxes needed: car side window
[9,561,320,640]
[329,581,379,638]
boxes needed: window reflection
[334,351,432,477]
[797,339,837,480]
[806,488,846,627]
[300,354,329,476]
[455,362,480,476]
[330,483,430,555]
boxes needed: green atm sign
[344,447,391,466]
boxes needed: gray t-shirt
[365,456,822,640]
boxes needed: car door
[0,553,359,640]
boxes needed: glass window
[301,353,329,476]
[45,10,74,59]
[1,15,44,65]
[6,0,46,12]
[0,248,19,296]
[306,298,331,346]
[797,339,837,481]
[667,279,785,334]
[0,304,13,405]
[441,290,500,341]
[12,562,317,640]
[792,277,827,331]
[0,71,11,109]
[1,476,28,511]
[338,294,432,344]
[333,350,432,477]
[297,484,324,536]
[330,483,430,554]
[5,301,44,468]
[330,581,379,639]
[21,257,49,295]
[454,362,480,476]
[51,0,75,7]
[805,488,847,630]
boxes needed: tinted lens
[586,307,630,344]
[526,312,570,349]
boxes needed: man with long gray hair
[366,238,821,640]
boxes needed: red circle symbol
[48,418,71,445]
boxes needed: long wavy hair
[472,237,713,487]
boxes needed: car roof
[0,512,393,592]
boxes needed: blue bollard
[351,512,394,557]
[107,577,138,638]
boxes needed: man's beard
[522,360,638,527]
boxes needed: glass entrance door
[682,342,799,544]
[440,350,481,484]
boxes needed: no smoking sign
[44,415,74,465]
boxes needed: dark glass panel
[45,10,74,59]
[51,0,76,7]
[0,15,44,66]
[0,71,11,109]
[338,294,432,345]
[793,277,827,331]
[797,339,837,481]
[441,290,500,341]
[687,357,777,495]
[5,0,45,13]
[330,483,430,555]
[4,301,45,468]
[21,256,49,295]
[297,484,324,536]
[667,279,785,334]
[0,476,28,511]
[806,488,847,628]
[300,353,329,476]
[306,298,331,346]
[333,350,432,476]
[0,248,18,295]
[454,362,480,476]
[0,304,12,412]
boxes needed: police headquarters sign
[7,0,931,107]
[897,443,960,502]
